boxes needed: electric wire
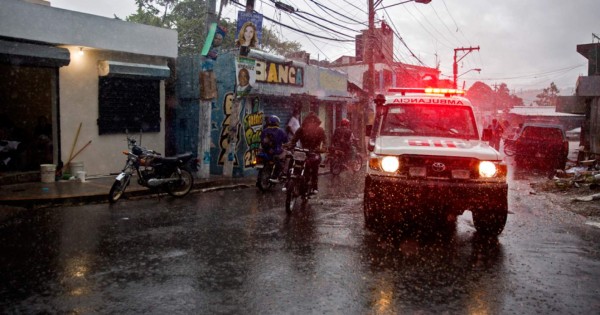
[305,0,365,25]
[341,0,368,15]
[381,8,428,66]
[229,0,354,42]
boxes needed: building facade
[0,0,177,178]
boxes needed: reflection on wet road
[0,170,599,314]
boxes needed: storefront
[203,49,354,177]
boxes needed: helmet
[341,118,350,127]
[267,115,280,127]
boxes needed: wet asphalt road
[0,170,599,314]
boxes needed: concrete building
[0,0,177,179]
[557,42,600,161]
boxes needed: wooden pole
[68,122,82,165]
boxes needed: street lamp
[457,68,481,89]
[376,0,432,11]
[458,68,481,77]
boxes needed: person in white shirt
[286,109,300,140]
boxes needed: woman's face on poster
[243,25,255,44]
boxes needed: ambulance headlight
[479,161,497,178]
[381,156,400,173]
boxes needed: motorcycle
[108,136,197,203]
[283,147,321,214]
[253,150,288,192]
[328,146,363,175]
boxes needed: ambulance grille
[400,155,479,179]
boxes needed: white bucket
[40,164,56,183]
[70,161,84,176]
[77,171,86,182]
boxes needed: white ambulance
[364,88,508,236]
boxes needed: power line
[295,9,360,33]
[229,0,354,42]
[305,0,365,25]
[381,9,428,66]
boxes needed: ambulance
[364,88,508,236]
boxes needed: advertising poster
[235,57,256,98]
[236,11,263,48]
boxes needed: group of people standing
[259,109,356,195]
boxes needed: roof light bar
[387,87,466,96]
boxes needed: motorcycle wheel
[351,155,363,172]
[285,180,298,214]
[108,176,130,203]
[330,158,342,175]
[166,169,194,197]
[256,165,273,192]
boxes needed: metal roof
[508,106,583,117]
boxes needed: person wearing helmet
[288,111,326,194]
[332,118,357,164]
[260,115,289,179]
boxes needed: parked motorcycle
[283,147,321,214]
[108,136,196,203]
[328,146,363,175]
[254,150,288,192]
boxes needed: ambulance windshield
[380,104,479,140]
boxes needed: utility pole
[453,46,479,89]
[197,0,218,178]
[359,0,375,153]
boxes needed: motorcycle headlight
[381,156,400,173]
[479,161,497,178]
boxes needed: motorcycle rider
[260,115,288,182]
[332,118,357,165]
[288,111,326,194]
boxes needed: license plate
[409,167,426,177]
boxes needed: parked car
[503,123,569,170]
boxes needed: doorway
[0,63,55,174]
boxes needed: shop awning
[0,39,70,67]
[98,60,170,79]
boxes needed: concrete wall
[59,47,167,176]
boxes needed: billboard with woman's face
[236,11,263,48]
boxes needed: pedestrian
[488,118,504,150]
[286,108,300,140]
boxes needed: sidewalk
[0,174,257,209]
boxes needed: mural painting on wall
[243,97,263,168]
[236,57,256,98]
[218,93,240,166]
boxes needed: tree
[495,83,523,113]
[124,0,301,56]
[534,82,560,106]
[467,82,522,113]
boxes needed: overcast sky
[50,0,599,95]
